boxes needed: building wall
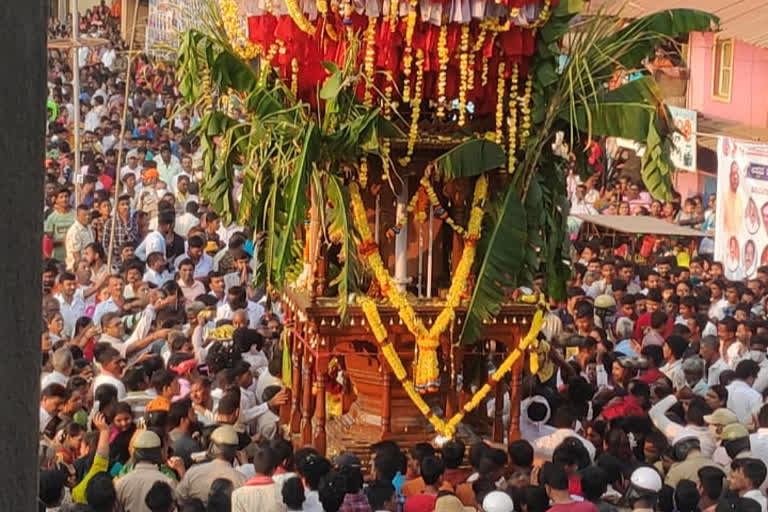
[688,31,768,128]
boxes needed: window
[712,37,734,101]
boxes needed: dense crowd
[38,4,768,512]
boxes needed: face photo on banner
[715,136,768,280]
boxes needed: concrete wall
[688,31,768,128]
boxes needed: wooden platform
[279,288,536,458]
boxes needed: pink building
[672,31,768,199]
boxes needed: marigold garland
[458,25,470,127]
[507,63,518,173]
[359,156,369,188]
[290,58,299,96]
[219,0,263,60]
[519,74,533,150]
[401,0,419,102]
[285,0,316,34]
[363,18,377,106]
[420,176,465,236]
[436,24,450,119]
[357,295,547,437]
[350,176,487,392]
[399,49,424,167]
[495,61,506,144]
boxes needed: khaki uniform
[176,458,247,503]
[665,453,723,488]
[115,462,176,512]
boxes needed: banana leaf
[593,9,718,75]
[459,186,528,345]
[432,139,507,179]
[326,175,360,322]
[272,124,320,283]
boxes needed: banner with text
[715,136,768,280]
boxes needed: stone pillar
[0,1,45,510]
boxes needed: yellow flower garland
[401,0,419,101]
[458,25,470,127]
[357,294,547,438]
[519,74,533,150]
[436,24,449,119]
[350,176,487,392]
[420,176,465,236]
[219,0,264,60]
[495,61,506,144]
[399,49,424,167]
[285,0,316,34]
[363,18,377,106]
[507,63,518,173]
[290,58,299,96]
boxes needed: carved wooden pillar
[508,356,523,442]
[492,381,504,443]
[381,366,392,436]
[300,345,313,445]
[313,357,329,455]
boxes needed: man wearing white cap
[664,428,723,488]
[481,491,515,512]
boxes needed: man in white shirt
[217,286,265,329]
[700,335,729,388]
[175,200,200,238]
[727,360,764,426]
[719,316,746,368]
[750,404,768,464]
[92,345,127,400]
[709,281,729,321]
[154,143,182,189]
[748,335,768,394]
[143,252,173,287]
[120,150,141,181]
[55,272,86,338]
[531,405,596,462]
[174,235,214,279]
[40,383,68,434]
[728,458,768,512]
[65,204,94,270]
[649,394,716,457]
[93,275,127,328]
[135,212,175,261]
[661,335,688,391]
[177,258,206,302]
[41,347,73,390]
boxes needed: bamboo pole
[72,0,81,206]
[106,0,141,270]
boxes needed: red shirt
[404,493,437,512]
[638,368,664,384]
[633,312,673,341]
[601,395,646,420]
[547,502,598,512]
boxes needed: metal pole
[72,0,81,205]
[427,204,433,298]
[394,181,409,292]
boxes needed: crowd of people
[37,4,768,512]
[567,164,716,243]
